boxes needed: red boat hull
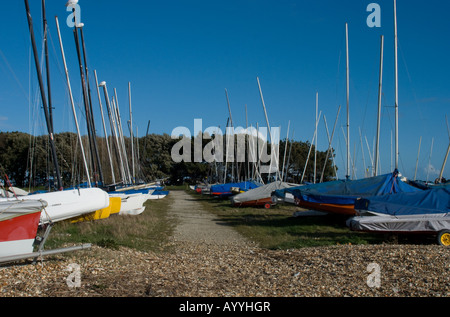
[0,211,41,258]
[232,197,274,209]
[0,212,41,242]
[295,199,357,216]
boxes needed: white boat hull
[0,188,110,224]
[146,194,167,200]
[110,193,147,216]
[0,239,35,258]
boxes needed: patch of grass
[44,195,176,253]
[186,190,389,249]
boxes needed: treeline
[0,131,338,189]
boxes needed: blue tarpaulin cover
[211,181,261,197]
[355,186,450,216]
[275,170,421,205]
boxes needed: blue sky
[0,0,449,181]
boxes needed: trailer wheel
[264,203,271,209]
[437,230,450,246]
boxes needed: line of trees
[0,131,338,189]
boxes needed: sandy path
[168,190,250,245]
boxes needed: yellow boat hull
[71,197,121,223]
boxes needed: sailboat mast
[414,136,422,181]
[314,92,318,183]
[99,81,125,184]
[281,120,290,182]
[55,16,91,187]
[94,70,115,184]
[24,0,63,190]
[78,26,104,185]
[345,23,351,179]
[72,22,98,184]
[257,77,281,181]
[41,0,53,133]
[374,35,384,176]
[394,0,399,170]
[225,89,239,181]
[129,82,135,184]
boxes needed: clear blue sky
[1,0,449,181]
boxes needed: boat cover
[0,200,48,216]
[347,213,450,233]
[210,181,261,197]
[348,186,450,233]
[274,170,421,205]
[152,190,169,196]
[230,181,298,204]
[355,186,450,217]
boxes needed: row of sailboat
[191,0,450,246]
[0,0,169,262]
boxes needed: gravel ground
[0,191,449,298]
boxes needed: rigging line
[398,41,426,124]
[398,41,430,166]
[0,49,30,103]
[335,29,346,105]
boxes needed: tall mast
[41,0,53,133]
[55,16,91,187]
[257,77,281,181]
[94,70,115,184]
[72,19,98,184]
[24,0,63,190]
[225,89,238,181]
[314,92,318,183]
[414,136,422,181]
[114,89,132,185]
[128,82,135,183]
[78,25,104,185]
[394,0,399,170]
[281,120,290,182]
[99,81,126,184]
[345,23,351,179]
[374,35,384,176]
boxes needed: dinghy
[147,190,169,200]
[0,188,110,225]
[109,191,148,216]
[348,186,450,245]
[275,171,421,216]
[231,181,298,209]
[210,181,261,198]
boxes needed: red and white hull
[0,188,110,225]
[0,200,47,258]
